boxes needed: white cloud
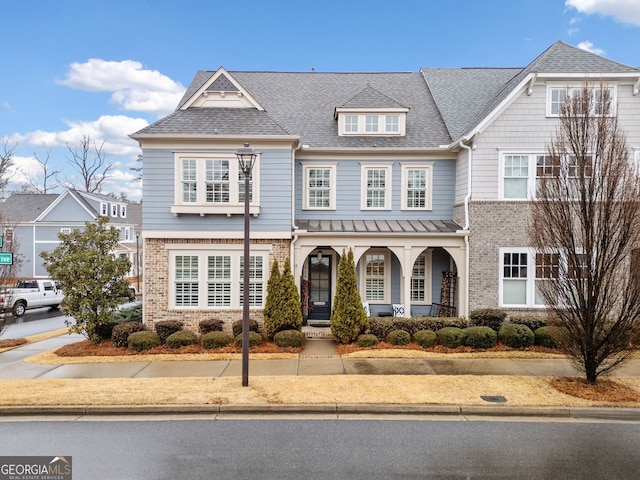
[59,59,185,116]
[577,40,606,55]
[7,155,41,185]
[566,0,640,26]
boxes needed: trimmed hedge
[387,329,411,345]
[166,330,198,349]
[128,331,160,352]
[201,331,232,349]
[462,326,497,349]
[357,334,379,347]
[199,318,225,335]
[155,320,184,344]
[235,331,262,348]
[469,308,507,331]
[368,316,466,341]
[499,324,535,348]
[232,319,260,338]
[273,330,304,348]
[413,329,436,348]
[436,327,466,348]
[510,315,547,332]
[111,321,145,348]
[534,326,556,348]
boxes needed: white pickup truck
[0,279,64,317]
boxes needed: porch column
[402,246,412,317]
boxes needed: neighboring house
[131,41,640,331]
[0,189,142,280]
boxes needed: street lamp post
[135,231,140,295]
[236,143,257,387]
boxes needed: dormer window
[336,110,407,136]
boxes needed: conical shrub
[330,249,368,343]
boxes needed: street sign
[0,252,13,265]
[0,236,3,248]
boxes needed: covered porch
[292,219,469,321]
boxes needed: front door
[308,255,331,320]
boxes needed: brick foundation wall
[142,237,291,333]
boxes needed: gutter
[458,136,473,319]
[290,139,303,278]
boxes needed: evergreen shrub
[111,321,145,348]
[413,330,437,348]
[498,324,535,348]
[386,329,411,345]
[128,331,160,352]
[201,331,232,349]
[436,327,466,348]
[235,331,262,348]
[330,249,368,343]
[462,326,497,349]
[534,327,556,348]
[469,309,507,331]
[166,330,198,349]
[155,320,184,344]
[199,318,224,335]
[356,334,379,347]
[232,319,260,338]
[510,315,547,331]
[273,329,304,348]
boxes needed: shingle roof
[296,219,461,234]
[0,194,58,222]
[339,84,407,109]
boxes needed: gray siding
[143,148,293,232]
[40,195,94,222]
[295,158,455,220]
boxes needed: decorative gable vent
[184,68,263,110]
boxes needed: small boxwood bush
[166,330,198,349]
[111,321,145,348]
[499,324,535,348]
[155,320,184,344]
[201,331,232,349]
[413,329,436,348]
[534,326,556,348]
[436,327,466,348]
[273,330,304,348]
[510,315,547,332]
[462,326,497,349]
[356,334,379,347]
[199,318,224,335]
[232,319,260,337]
[386,329,411,346]
[235,331,262,348]
[469,308,507,331]
[368,316,466,341]
[128,331,161,352]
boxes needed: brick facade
[142,237,291,333]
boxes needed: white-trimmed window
[111,204,118,217]
[547,84,616,117]
[365,115,379,133]
[362,251,389,303]
[170,248,267,309]
[337,110,407,136]
[410,251,433,303]
[361,164,391,210]
[173,153,260,215]
[303,164,336,210]
[124,227,131,241]
[101,203,108,216]
[120,205,127,218]
[344,115,359,133]
[402,164,433,210]
[60,228,71,235]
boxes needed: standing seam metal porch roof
[295,219,462,234]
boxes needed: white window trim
[100,202,108,216]
[361,163,392,210]
[171,152,261,216]
[120,205,127,218]
[410,250,433,304]
[60,228,71,235]
[401,163,434,210]
[361,249,390,304]
[110,204,118,217]
[302,163,337,210]
[167,245,270,310]
[336,109,407,136]
[546,83,617,118]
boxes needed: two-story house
[131,41,640,331]
[0,189,142,280]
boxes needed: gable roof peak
[339,83,407,109]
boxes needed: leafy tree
[529,83,640,384]
[41,216,132,343]
[330,249,368,343]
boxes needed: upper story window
[361,164,391,210]
[101,203,108,216]
[303,164,336,210]
[547,84,616,117]
[120,205,127,218]
[172,153,260,216]
[336,108,408,136]
[110,204,118,217]
[401,164,433,210]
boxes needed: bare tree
[529,83,640,384]
[0,214,21,338]
[63,135,114,193]
[130,153,143,184]
[22,145,61,194]
[0,137,16,193]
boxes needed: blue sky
[1,0,639,201]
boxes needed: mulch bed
[0,338,27,348]
[552,376,640,402]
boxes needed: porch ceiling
[295,219,461,234]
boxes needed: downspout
[458,137,473,318]
[290,140,302,283]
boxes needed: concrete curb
[1,403,639,420]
